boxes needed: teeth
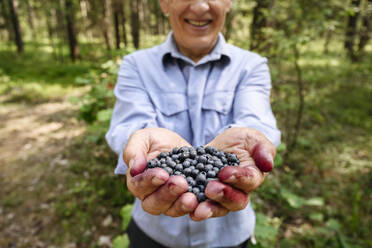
[188,20,210,26]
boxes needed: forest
[0,0,371,247]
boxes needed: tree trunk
[101,0,112,57]
[250,0,272,51]
[130,0,140,49]
[112,0,121,49]
[358,0,371,52]
[344,0,361,60]
[56,0,66,63]
[224,11,235,41]
[7,0,23,53]
[25,0,36,41]
[119,0,128,46]
[65,0,80,62]
[0,0,13,42]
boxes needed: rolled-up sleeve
[228,57,281,146]
[105,56,158,174]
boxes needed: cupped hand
[190,127,276,221]
[123,128,199,217]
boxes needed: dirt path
[0,96,86,247]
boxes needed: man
[106,0,281,247]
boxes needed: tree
[7,0,23,53]
[344,0,361,60]
[101,0,112,57]
[130,0,140,49]
[65,0,80,61]
[250,0,273,51]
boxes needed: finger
[126,167,169,200]
[218,165,265,193]
[164,192,198,217]
[141,175,188,215]
[205,180,249,211]
[252,143,275,172]
[124,130,150,177]
[190,200,229,221]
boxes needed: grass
[0,39,371,247]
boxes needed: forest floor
[0,88,123,248]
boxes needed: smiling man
[106,0,281,247]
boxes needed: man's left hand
[190,127,276,221]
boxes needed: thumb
[124,130,150,177]
[251,143,275,172]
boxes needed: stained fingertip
[252,144,274,172]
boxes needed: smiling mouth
[185,19,212,27]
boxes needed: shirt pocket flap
[202,91,234,115]
[152,92,188,116]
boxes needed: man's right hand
[123,128,199,217]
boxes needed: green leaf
[97,109,113,122]
[120,204,133,231]
[75,76,92,85]
[309,212,324,222]
[280,189,305,208]
[276,143,287,153]
[113,234,130,248]
[305,197,324,207]
[274,153,283,167]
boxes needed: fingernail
[181,204,190,212]
[170,184,184,195]
[225,175,237,183]
[152,177,165,185]
[129,159,134,168]
[202,208,213,219]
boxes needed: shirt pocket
[150,92,189,133]
[202,91,234,143]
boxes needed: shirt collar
[161,31,231,66]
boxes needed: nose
[189,0,210,15]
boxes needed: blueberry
[172,147,180,154]
[207,159,215,165]
[161,163,167,168]
[182,161,191,168]
[205,146,213,154]
[166,160,176,168]
[174,171,182,176]
[179,146,189,153]
[197,192,206,202]
[205,164,213,172]
[187,186,193,192]
[196,146,205,155]
[196,172,207,185]
[180,152,190,160]
[183,167,192,176]
[214,160,223,168]
[158,152,169,158]
[213,167,220,173]
[164,167,173,174]
[189,150,197,159]
[175,164,183,171]
[196,163,204,171]
[198,184,205,191]
[191,169,199,177]
[171,154,179,160]
[207,170,216,178]
[198,156,207,164]
[192,187,200,194]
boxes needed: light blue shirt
[106,32,280,248]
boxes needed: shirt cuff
[114,148,128,175]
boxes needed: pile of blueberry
[146,146,240,202]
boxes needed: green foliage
[113,234,130,248]
[120,204,133,231]
[71,58,125,143]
